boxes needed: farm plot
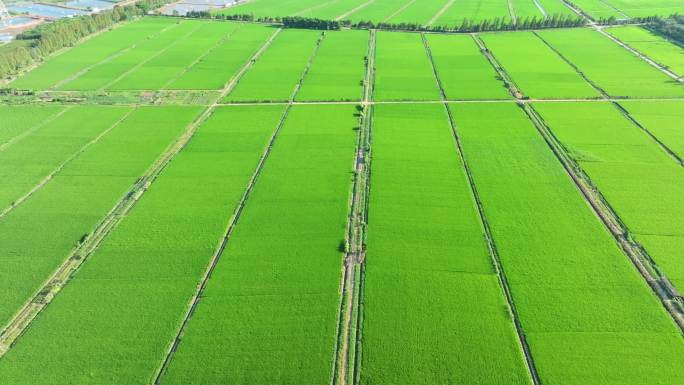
[566,0,624,19]
[293,0,376,20]
[343,0,417,23]
[166,23,275,90]
[159,104,357,385]
[221,0,324,18]
[426,34,510,100]
[606,26,684,77]
[621,100,684,158]
[374,31,441,101]
[361,103,531,385]
[0,105,285,384]
[383,0,453,26]
[57,19,202,91]
[225,29,322,102]
[296,29,368,101]
[433,0,512,27]
[535,101,684,290]
[0,106,130,212]
[533,0,576,16]
[108,21,239,90]
[0,105,65,145]
[0,106,200,328]
[9,18,176,90]
[480,31,599,99]
[537,28,684,98]
[510,0,545,18]
[604,0,684,17]
[453,102,684,385]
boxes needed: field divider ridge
[98,22,206,91]
[559,0,595,23]
[0,107,136,220]
[426,0,456,27]
[523,103,684,332]
[594,26,683,82]
[471,34,525,99]
[381,0,417,23]
[507,0,517,23]
[51,22,183,91]
[422,32,541,385]
[0,106,73,153]
[331,28,375,385]
[335,0,377,21]
[0,27,284,358]
[532,30,684,168]
[159,23,244,90]
[150,28,337,385]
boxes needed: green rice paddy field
[1,13,684,385]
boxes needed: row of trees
[0,0,175,79]
[647,15,684,43]
[182,12,585,32]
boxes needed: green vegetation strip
[480,31,599,99]
[157,104,358,385]
[454,102,684,385]
[536,28,684,98]
[359,103,531,385]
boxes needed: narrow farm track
[332,29,375,385]
[381,0,417,23]
[0,108,135,220]
[0,106,72,153]
[595,26,683,82]
[423,32,541,385]
[426,0,456,26]
[159,24,243,90]
[476,30,684,335]
[0,28,284,359]
[151,29,329,385]
[52,22,182,90]
[531,30,684,168]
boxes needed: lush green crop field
[296,0,375,20]
[0,105,284,384]
[225,29,321,102]
[0,106,130,211]
[621,100,684,158]
[537,28,684,98]
[361,103,531,385]
[534,0,575,16]
[10,18,175,90]
[0,105,65,145]
[0,106,199,328]
[384,0,451,25]
[511,0,544,18]
[535,102,684,290]
[297,30,368,101]
[567,0,624,18]
[374,31,441,101]
[159,104,357,385]
[606,26,684,77]
[166,23,275,90]
[345,0,417,23]
[454,102,684,385]
[605,0,684,17]
[108,21,239,91]
[434,0,511,26]
[427,34,510,99]
[482,31,599,99]
[220,0,323,18]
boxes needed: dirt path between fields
[426,0,455,27]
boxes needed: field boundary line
[532,30,684,168]
[559,0,595,22]
[596,0,630,19]
[595,26,683,81]
[507,0,517,23]
[0,27,284,359]
[0,107,135,220]
[423,32,541,385]
[381,0,417,23]
[335,0,377,21]
[98,22,205,91]
[426,0,456,26]
[52,22,182,91]
[0,106,72,153]
[532,0,547,18]
[472,34,525,99]
[523,103,684,333]
[159,23,244,90]
[150,29,336,385]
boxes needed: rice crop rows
[566,0,624,18]
[601,0,684,17]
[0,105,285,384]
[374,31,441,101]
[537,28,684,98]
[0,106,200,328]
[383,0,451,25]
[453,102,684,385]
[481,31,599,99]
[343,0,416,23]
[433,0,512,26]
[426,34,510,100]
[0,105,65,146]
[535,101,684,290]
[297,29,368,101]
[621,100,684,158]
[511,0,545,18]
[606,26,684,78]
[534,0,575,16]
[158,104,357,385]
[225,29,322,102]
[360,103,531,385]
